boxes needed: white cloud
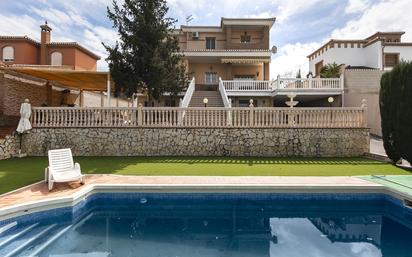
[332,0,412,40]
[345,0,369,14]
[271,42,321,78]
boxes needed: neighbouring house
[0,23,126,133]
[307,32,412,75]
[307,32,412,136]
[136,17,344,108]
[0,21,100,71]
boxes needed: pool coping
[1,175,412,222]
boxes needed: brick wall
[344,69,386,136]
[0,70,64,117]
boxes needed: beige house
[177,18,273,83]
[137,17,345,108]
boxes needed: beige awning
[221,58,271,64]
[7,67,113,92]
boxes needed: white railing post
[340,73,344,90]
[276,75,280,90]
[361,98,367,127]
[137,103,143,126]
[227,99,232,126]
[249,99,254,126]
[308,74,313,89]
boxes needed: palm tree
[320,63,341,78]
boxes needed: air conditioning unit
[192,32,199,39]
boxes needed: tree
[380,61,412,164]
[320,62,341,78]
[103,0,189,101]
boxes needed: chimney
[40,21,52,65]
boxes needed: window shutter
[2,46,14,61]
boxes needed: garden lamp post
[203,98,208,107]
[328,97,335,123]
[328,96,334,107]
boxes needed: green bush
[379,61,412,163]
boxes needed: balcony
[221,76,344,96]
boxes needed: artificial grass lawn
[0,156,410,195]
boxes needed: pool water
[1,193,412,257]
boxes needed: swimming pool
[1,193,412,257]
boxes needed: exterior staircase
[189,90,224,107]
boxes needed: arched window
[51,52,62,66]
[2,46,14,62]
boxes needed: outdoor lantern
[328,96,334,108]
[203,97,208,107]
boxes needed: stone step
[189,90,224,107]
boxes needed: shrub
[379,61,412,163]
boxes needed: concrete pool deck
[1,175,412,221]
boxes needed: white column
[107,73,111,107]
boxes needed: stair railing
[218,77,231,108]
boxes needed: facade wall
[309,47,367,74]
[363,41,382,69]
[0,41,39,65]
[22,127,369,157]
[46,47,76,68]
[384,45,412,63]
[309,41,383,74]
[189,63,229,83]
[231,64,264,80]
[188,63,265,83]
[185,32,227,50]
[74,49,97,71]
[344,69,385,136]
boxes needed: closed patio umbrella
[16,99,32,157]
[17,99,32,133]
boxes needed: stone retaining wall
[0,133,19,160]
[22,128,369,157]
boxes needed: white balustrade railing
[218,77,231,108]
[32,106,366,129]
[275,75,343,90]
[180,77,195,107]
[222,80,273,91]
[222,75,343,92]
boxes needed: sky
[0,0,411,78]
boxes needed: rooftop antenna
[186,15,194,25]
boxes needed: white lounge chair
[45,148,84,191]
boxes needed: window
[51,52,62,66]
[2,46,14,62]
[240,32,251,43]
[204,72,218,84]
[385,53,399,68]
[206,37,215,49]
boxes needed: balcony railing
[223,80,273,91]
[222,75,343,94]
[31,106,367,129]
